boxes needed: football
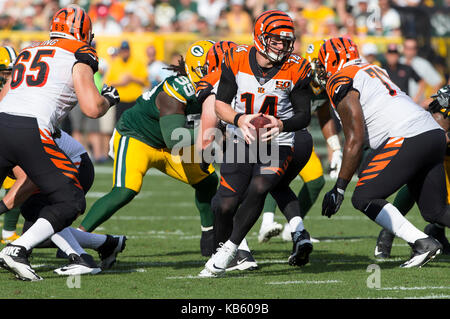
[250,115,272,137]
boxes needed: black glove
[322,184,345,218]
[101,84,120,107]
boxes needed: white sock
[69,227,107,249]
[262,212,275,225]
[223,240,238,252]
[2,230,16,239]
[289,216,305,233]
[13,218,54,250]
[238,238,250,251]
[51,228,86,256]
[374,203,428,244]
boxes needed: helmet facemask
[261,32,295,63]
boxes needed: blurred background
[0,0,448,171]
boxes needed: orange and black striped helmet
[253,10,295,63]
[50,5,93,45]
[206,41,237,73]
[318,37,360,79]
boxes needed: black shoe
[56,248,68,259]
[0,244,42,281]
[424,224,450,255]
[374,229,395,259]
[54,253,101,275]
[400,237,442,268]
[288,229,313,267]
[97,235,127,269]
[200,229,215,257]
[226,249,258,271]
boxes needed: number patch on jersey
[174,76,195,97]
[364,66,397,96]
[241,92,278,116]
[11,49,56,89]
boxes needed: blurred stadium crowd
[0,0,449,164]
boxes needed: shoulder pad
[74,45,98,73]
[326,68,357,108]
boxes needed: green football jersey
[116,75,201,149]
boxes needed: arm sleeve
[281,85,312,132]
[215,52,238,104]
[160,114,195,150]
[74,45,99,74]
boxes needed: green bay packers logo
[306,44,315,54]
[191,45,204,57]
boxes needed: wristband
[0,200,9,215]
[327,135,341,151]
[233,113,244,127]
[336,177,349,191]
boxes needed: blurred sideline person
[0,5,119,281]
[78,40,219,258]
[0,45,21,244]
[1,130,126,275]
[319,37,446,268]
[374,84,450,258]
[199,10,314,277]
[258,40,343,243]
[104,40,148,123]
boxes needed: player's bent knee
[40,185,86,232]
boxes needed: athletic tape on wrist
[327,135,341,151]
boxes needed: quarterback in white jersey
[0,5,119,282]
[319,37,447,268]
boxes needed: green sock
[393,185,415,216]
[3,207,20,232]
[263,193,277,213]
[80,187,137,232]
[192,173,218,229]
[298,176,325,218]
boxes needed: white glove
[329,149,343,180]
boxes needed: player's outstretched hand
[322,185,345,218]
[237,113,260,144]
[260,114,283,142]
[101,84,120,108]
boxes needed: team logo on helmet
[191,45,205,57]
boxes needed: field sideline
[0,163,448,300]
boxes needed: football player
[258,40,343,243]
[0,45,22,244]
[0,5,120,281]
[199,10,315,277]
[77,40,219,258]
[1,129,126,275]
[319,37,448,268]
[374,84,450,258]
[196,40,258,271]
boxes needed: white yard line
[266,280,342,285]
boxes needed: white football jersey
[0,38,98,134]
[217,46,312,146]
[55,130,87,168]
[327,61,441,149]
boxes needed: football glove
[329,149,343,180]
[322,184,345,218]
[101,84,120,108]
[428,84,450,118]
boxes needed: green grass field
[0,163,448,300]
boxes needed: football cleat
[200,229,215,257]
[55,248,68,259]
[0,244,42,281]
[288,230,313,267]
[226,249,258,271]
[54,253,101,275]
[424,224,450,255]
[258,221,283,243]
[198,244,236,278]
[374,229,395,259]
[97,235,127,269]
[1,232,20,244]
[400,237,442,268]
